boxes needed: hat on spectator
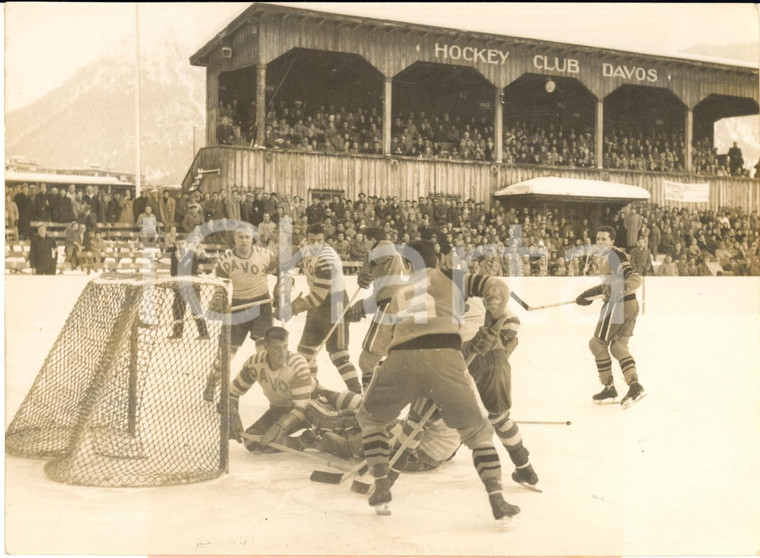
[246,192,254,198]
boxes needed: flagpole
[134,3,142,198]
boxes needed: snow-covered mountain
[5,36,206,185]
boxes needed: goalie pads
[304,399,362,460]
[305,398,359,433]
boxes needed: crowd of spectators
[217,98,757,176]
[7,180,760,276]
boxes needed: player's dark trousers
[171,284,209,337]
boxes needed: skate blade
[622,391,648,409]
[374,503,391,516]
[516,481,543,493]
[497,515,518,531]
[593,398,619,405]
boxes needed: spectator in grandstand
[656,254,678,276]
[159,190,177,226]
[29,224,58,275]
[63,221,83,271]
[83,229,107,273]
[6,194,19,238]
[117,190,135,224]
[728,141,744,176]
[13,184,33,239]
[630,238,654,276]
[167,237,210,341]
[181,203,204,234]
[137,205,159,244]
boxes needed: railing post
[685,108,693,172]
[596,99,604,169]
[256,63,267,148]
[383,77,393,156]
[494,87,503,164]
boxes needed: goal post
[5,273,231,487]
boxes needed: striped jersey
[599,247,641,301]
[230,351,315,416]
[215,245,275,301]
[301,244,346,309]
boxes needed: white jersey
[215,245,274,301]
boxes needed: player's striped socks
[595,356,613,385]
[472,446,502,485]
[330,349,361,393]
[362,431,390,476]
[619,356,637,384]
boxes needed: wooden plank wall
[183,147,760,212]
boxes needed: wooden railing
[183,146,760,212]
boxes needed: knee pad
[609,338,631,361]
[588,337,610,358]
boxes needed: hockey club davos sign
[430,43,659,82]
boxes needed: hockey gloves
[290,294,309,316]
[576,285,604,306]
[208,289,228,314]
[468,325,501,356]
[345,299,366,322]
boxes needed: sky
[4,2,759,113]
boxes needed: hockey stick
[239,432,355,473]
[307,286,363,365]
[348,316,509,494]
[518,420,572,426]
[348,402,438,495]
[511,291,601,312]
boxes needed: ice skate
[489,492,521,521]
[511,464,542,492]
[592,384,618,405]
[621,381,647,409]
[368,476,392,516]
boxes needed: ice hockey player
[345,226,408,388]
[357,239,520,521]
[204,222,277,402]
[390,298,539,490]
[280,223,362,394]
[576,225,646,409]
[228,326,361,452]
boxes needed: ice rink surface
[4,274,760,556]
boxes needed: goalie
[228,326,361,453]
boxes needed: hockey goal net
[6,273,231,487]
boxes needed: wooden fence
[183,146,760,212]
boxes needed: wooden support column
[596,99,604,169]
[494,88,503,163]
[685,107,694,172]
[255,63,267,147]
[383,77,392,155]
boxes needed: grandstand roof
[494,177,651,202]
[5,171,133,187]
[191,2,758,73]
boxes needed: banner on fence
[663,180,710,203]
